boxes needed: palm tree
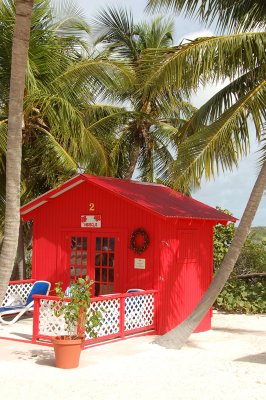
[93,8,195,182]
[143,0,266,347]
[0,0,132,298]
[0,1,133,202]
[0,0,33,304]
[0,1,132,195]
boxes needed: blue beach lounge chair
[0,280,51,325]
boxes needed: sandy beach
[0,312,265,400]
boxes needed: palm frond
[133,16,174,49]
[140,32,266,98]
[50,58,133,100]
[259,124,266,166]
[178,64,266,140]
[30,125,78,171]
[51,0,91,36]
[172,79,266,192]
[93,7,137,60]
[146,0,266,32]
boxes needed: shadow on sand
[13,349,55,367]
[234,352,266,365]
[212,327,265,336]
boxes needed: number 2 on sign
[89,203,95,211]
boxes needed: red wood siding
[157,218,214,334]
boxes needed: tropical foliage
[216,280,265,313]
[143,2,266,193]
[0,0,33,305]
[92,7,195,182]
[146,0,266,32]
[0,0,132,216]
[214,212,266,313]
[249,226,266,243]
[139,33,266,191]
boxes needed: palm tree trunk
[0,0,33,304]
[16,220,26,279]
[10,221,25,280]
[155,159,266,349]
[124,144,141,179]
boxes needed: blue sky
[76,0,266,226]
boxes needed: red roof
[20,174,236,222]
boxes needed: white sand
[0,312,265,400]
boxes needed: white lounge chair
[0,280,51,325]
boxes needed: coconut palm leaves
[139,27,266,191]
[146,0,266,32]
[141,32,266,96]
[0,0,132,196]
[93,7,195,181]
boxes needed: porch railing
[1,279,35,307]
[32,290,158,345]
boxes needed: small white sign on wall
[81,215,101,228]
[134,258,146,269]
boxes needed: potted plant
[52,276,102,369]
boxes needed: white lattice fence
[86,298,120,339]
[37,297,121,338]
[38,299,68,336]
[2,281,34,306]
[125,293,155,331]
[35,291,156,343]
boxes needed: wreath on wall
[130,228,150,254]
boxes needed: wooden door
[66,232,119,296]
[91,234,116,296]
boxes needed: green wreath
[130,228,150,254]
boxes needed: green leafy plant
[213,208,236,272]
[53,276,102,339]
[214,209,266,313]
[216,280,266,313]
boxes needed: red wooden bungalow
[20,174,236,336]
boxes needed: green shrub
[214,208,266,314]
[216,279,266,313]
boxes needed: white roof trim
[50,179,83,198]
[21,201,47,215]
[21,178,84,215]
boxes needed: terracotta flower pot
[52,336,84,369]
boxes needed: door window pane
[109,268,114,282]
[96,237,101,251]
[102,253,108,266]
[95,283,100,297]
[109,253,114,267]
[95,253,101,266]
[70,236,88,282]
[109,237,115,251]
[103,237,108,249]
[102,268,108,282]
[94,236,115,295]
[82,237,87,250]
[95,268,100,281]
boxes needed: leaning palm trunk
[155,160,266,349]
[0,0,33,304]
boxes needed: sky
[76,0,266,226]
